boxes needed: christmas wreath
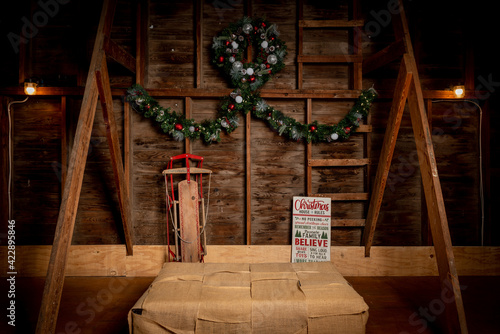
[126,17,377,143]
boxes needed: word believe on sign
[292,196,331,263]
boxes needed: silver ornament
[232,61,243,71]
[229,56,235,63]
[242,23,253,34]
[330,133,339,140]
[267,54,278,65]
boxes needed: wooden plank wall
[1,0,487,247]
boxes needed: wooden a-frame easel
[36,0,468,333]
[35,0,146,332]
[362,1,468,333]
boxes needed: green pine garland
[126,17,378,144]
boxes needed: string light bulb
[24,81,38,95]
[453,85,465,98]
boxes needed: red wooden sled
[163,154,211,262]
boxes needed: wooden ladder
[361,1,468,333]
[299,0,371,233]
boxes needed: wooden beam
[298,55,362,63]
[124,102,131,198]
[184,97,192,154]
[311,193,369,201]
[95,56,134,255]
[5,245,500,277]
[103,35,136,73]
[308,158,370,167]
[195,0,203,88]
[4,86,481,100]
[60,97,67,191]
[135,0,147,86]
[35,0,118,332]
[244,0,252,245]
[299,19,364,28]
[362,39,406,74]
[306,98,312,195]
[297,0,304,90]
[421,99,433,246]
[406,59,468,334]
[481,100,491,245]
[363,54,412,256]
[246,112,251,245]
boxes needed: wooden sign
[292,196,331,263]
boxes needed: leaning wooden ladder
[35,0,146,332]
[361,1,468,333]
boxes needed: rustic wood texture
[95,56,134,254]
[0,0,487,253]
[2,245,499,277]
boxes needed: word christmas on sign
[292,196,331,263]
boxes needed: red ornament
[225,40,231,46]
[218,56,225,63]
[309,125,317,132]
[249,75,256,83]
[262,22,266,27]
[228,103,235,110]
[344,127,351,134]
[146,104,150,109]
[175,123,183,130]
[266,64,270,68]
[195,127,199,132]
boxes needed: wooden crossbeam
[103,35,136,73]
[362,39,405,74]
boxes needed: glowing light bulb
[453,85,465,98]
[24,82,37,95]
